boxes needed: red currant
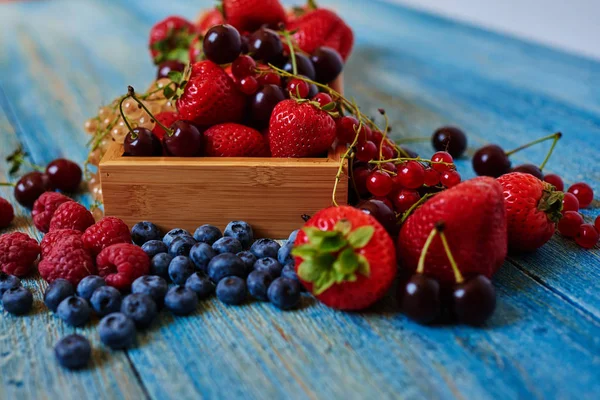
[381,143,395,160]
[356,141,377,162]
[358,125,373,144]
[543,173,564,191]
[558,211,584,238]
[286,79,309,98]
[367,170,393,197]
[562,192,580,213]
[336,116,359,144]
[568,182,594,208]
[239,76,259,95]
[397,161,425,189]
[312,93,333,106]
[431,151,454,172]
[392,189,420,213]
[441,170,461,188]
[371,130,383,146]
[575,224,599,249]
[595,215,600,233]
[259,72,281,86]
[423,168,440,186]
[353,167,371,196]
[381,162,397,174]
[232,55,256,79]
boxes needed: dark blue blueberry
[185,272,215,299]
[57,296,91,327]
[163,228,192,247]
[141,240,168,258]
[168,256,195,285]
[150,253,173,278]
[189,242,216,272]
[237,251,257,276]
[44,279,75,312]
[277,242,294,266]
[281,263,299,282]
[121,293,157,328]
[131,221,163,245]
[224,221,254,249]
[253,257,283,278]
[250,238,281,259]
[207,253,246,282]
[246,270,273,301]
[131,275,168,306]
[267,277,301,310]
[288,229,299,244]
[169,235,197,257]
[216,276,246,305]
[193,224,222,245]
[90,286,122,317]
[2,286,33,315]
[54,334,91,370]
[0,273,21,297]
[212,237,243,255]
[76,276,106,301]
[98,312,136,349]
[164,286,198,316]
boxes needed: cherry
[282,53,316,81]
[432,126,467,158]
[558,211,584,238]
[595,215,600,233]
[355,198,398,235]
[562,192,580,213]
[311,46,343,84]
[163,121,203,157]
[14,171,50,208]
[452,275,496,326]
[543,173,564,191]
[372,196,394,211]
[336,116,359,144]
[431,151,454,172]
[258,72,281,87]
[156,60,185,80]
[568,182,594,208]
[423,168,440,187]
[232,55,256,79]
[575,224,599,249]
[203,24,242,65]
[46,159,82,192]
[240,35,250,54]
[400,274,441,324]
[250,84,286,127]
[472,144,511,177]
[239,76,259,95]
[286,79,309,98]
[512,164,543,180]
[248,28,283,63]
[392,189,420,213]
[352,167,371,196]
[366,170,393,197]
[440,170,461,188]
[312,93,332,107]
[124,128,162,157]
[397,161,425,189]
[356,141,377,162]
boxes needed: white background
[389,0,600,60]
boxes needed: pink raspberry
[31,192,73,233]
[82,217,132,256]
[0,197,14,228]
[49,202,95,232]
[0,232,41,277]
[96,243,149,291]
[40,229,82,258]
[38,236,96,285]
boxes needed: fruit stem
[416,226,437,274]
[377,109,389,166]
[126,86,173,136]
[369,157,453,168]
[0,182,15,187]
[332,122,362,206]
[539,132,562,171]
[281,30,298,76]
[437,222,464,284]
[505,132,562,157]
[307,0,318,10]
[118,94,136,137]
[400,193,435,224]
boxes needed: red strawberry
[222,0,287,32]
[288,8,354,61]
[149,16,196,64]
[152,111,180,140]
[203,123,270,157]
[176,61,246,126]
[267,99,336,157]
[398,177,507,285]
[196,8,225,34]
[496,172,563,252]
[293,205,396,310]
[189,35,203,64]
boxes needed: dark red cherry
[203,24,242,65]
[282,53,316,81]
[452,275,496,325]
[432,126,467,158]
[355,198,398,235]
[472,144,511,177]
[163,121,203,157]
[512,164,543,179]
[45,159,82,192]
[250,84,286,127]
[400,274,441,324]
[248,28,283,63]
[14,171,51,208]
[124,128,162,157]
[311,47,343,84]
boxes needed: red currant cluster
[557,182,598,249]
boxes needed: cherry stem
[332,122,363,206]
[118,95,135,137]
[539,132,562,171]
[437,222,464,284]
[505,132,562,157]
[281,31,298,76]
[0,182,15,187]
[127,86,173,136]
[416,226,437,274]
[400,192,435,224]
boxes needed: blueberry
[208,253,246,282]
[277,242,294,266]
[189,242,216,272]
[288,229,299,244]
[2,287,33,315]
[281,263,301,285]
[76,276,106,301]
[169,235,197,257]
[185,272,215,299]
[237,250,257,276]
[163,228,192,247]
[224,221,254,249]
[44,279,75,312]
[98,312,136,349]
[57,296,91,326]
[216,277,246,305]
[151,253,173,278]
[0,273,21,297]
[131,275,168,306]
[141,240,168,258]
[131,221,163,245]
[121,293,157,328]
[90,286,122,317]
[168,256,195,285]
[193,224,222,245]
[212,237,243,254]
[253,257,283,278]
[246,270,273,301]
[250,238,280,259]
[164,286,198,316]
[267,277,301,310]
[54,334,91,370]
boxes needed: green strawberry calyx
[291,220,374,295]
[162,64,193,101]
[538,182,564,223]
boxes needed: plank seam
[124,353,152,400]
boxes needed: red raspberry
[31,192,73,233]
[0,197,14,228]
[49,202,95,232]
[39,236,96,285]
[96,243,150,291]
[0,232,41,276]
[40,229,82,258]
[82,217,132,256]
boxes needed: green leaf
[319,235,348,253]
[291,244,317,259]
[167,71,183,82]
[357,254,371,277]
[303,226,337,246]
[333,248,359,275]
[321,102,337,111]
[313,270,336,295]
[163,86,175,99]
[297,259,321,282]
[334,219,352,235]
[347,226,375,249]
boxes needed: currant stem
[505,132,562,157]
[437,222,464,284]
[539,132,562,171]
[416,226,437,274]
[369,157,453,167]
[378,109,389,166]
[127,86,173,136]
[400,193,435,224]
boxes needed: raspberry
[96,243,150,291]
[0,197,15,228]
[39,236,96,285]
[82,217,132,256]
[49,202,95,232]
[40,229,82,258]
[0,232,41,277]
[31,192,73,233]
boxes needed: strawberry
[152,111,180,140]
[267,99,336,157]
[221,0,287,32]
[203,123,270,157]
[293,205,396,310]
[496,172,563,252]
[149,16,196,64]
[398,177,507,285]
[196,8,226,34]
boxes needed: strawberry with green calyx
[293,205,396,310]
[220,0,287,33]
[149,16,197,65]
[203,123,270,157]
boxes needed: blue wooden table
[1,0,599,398]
